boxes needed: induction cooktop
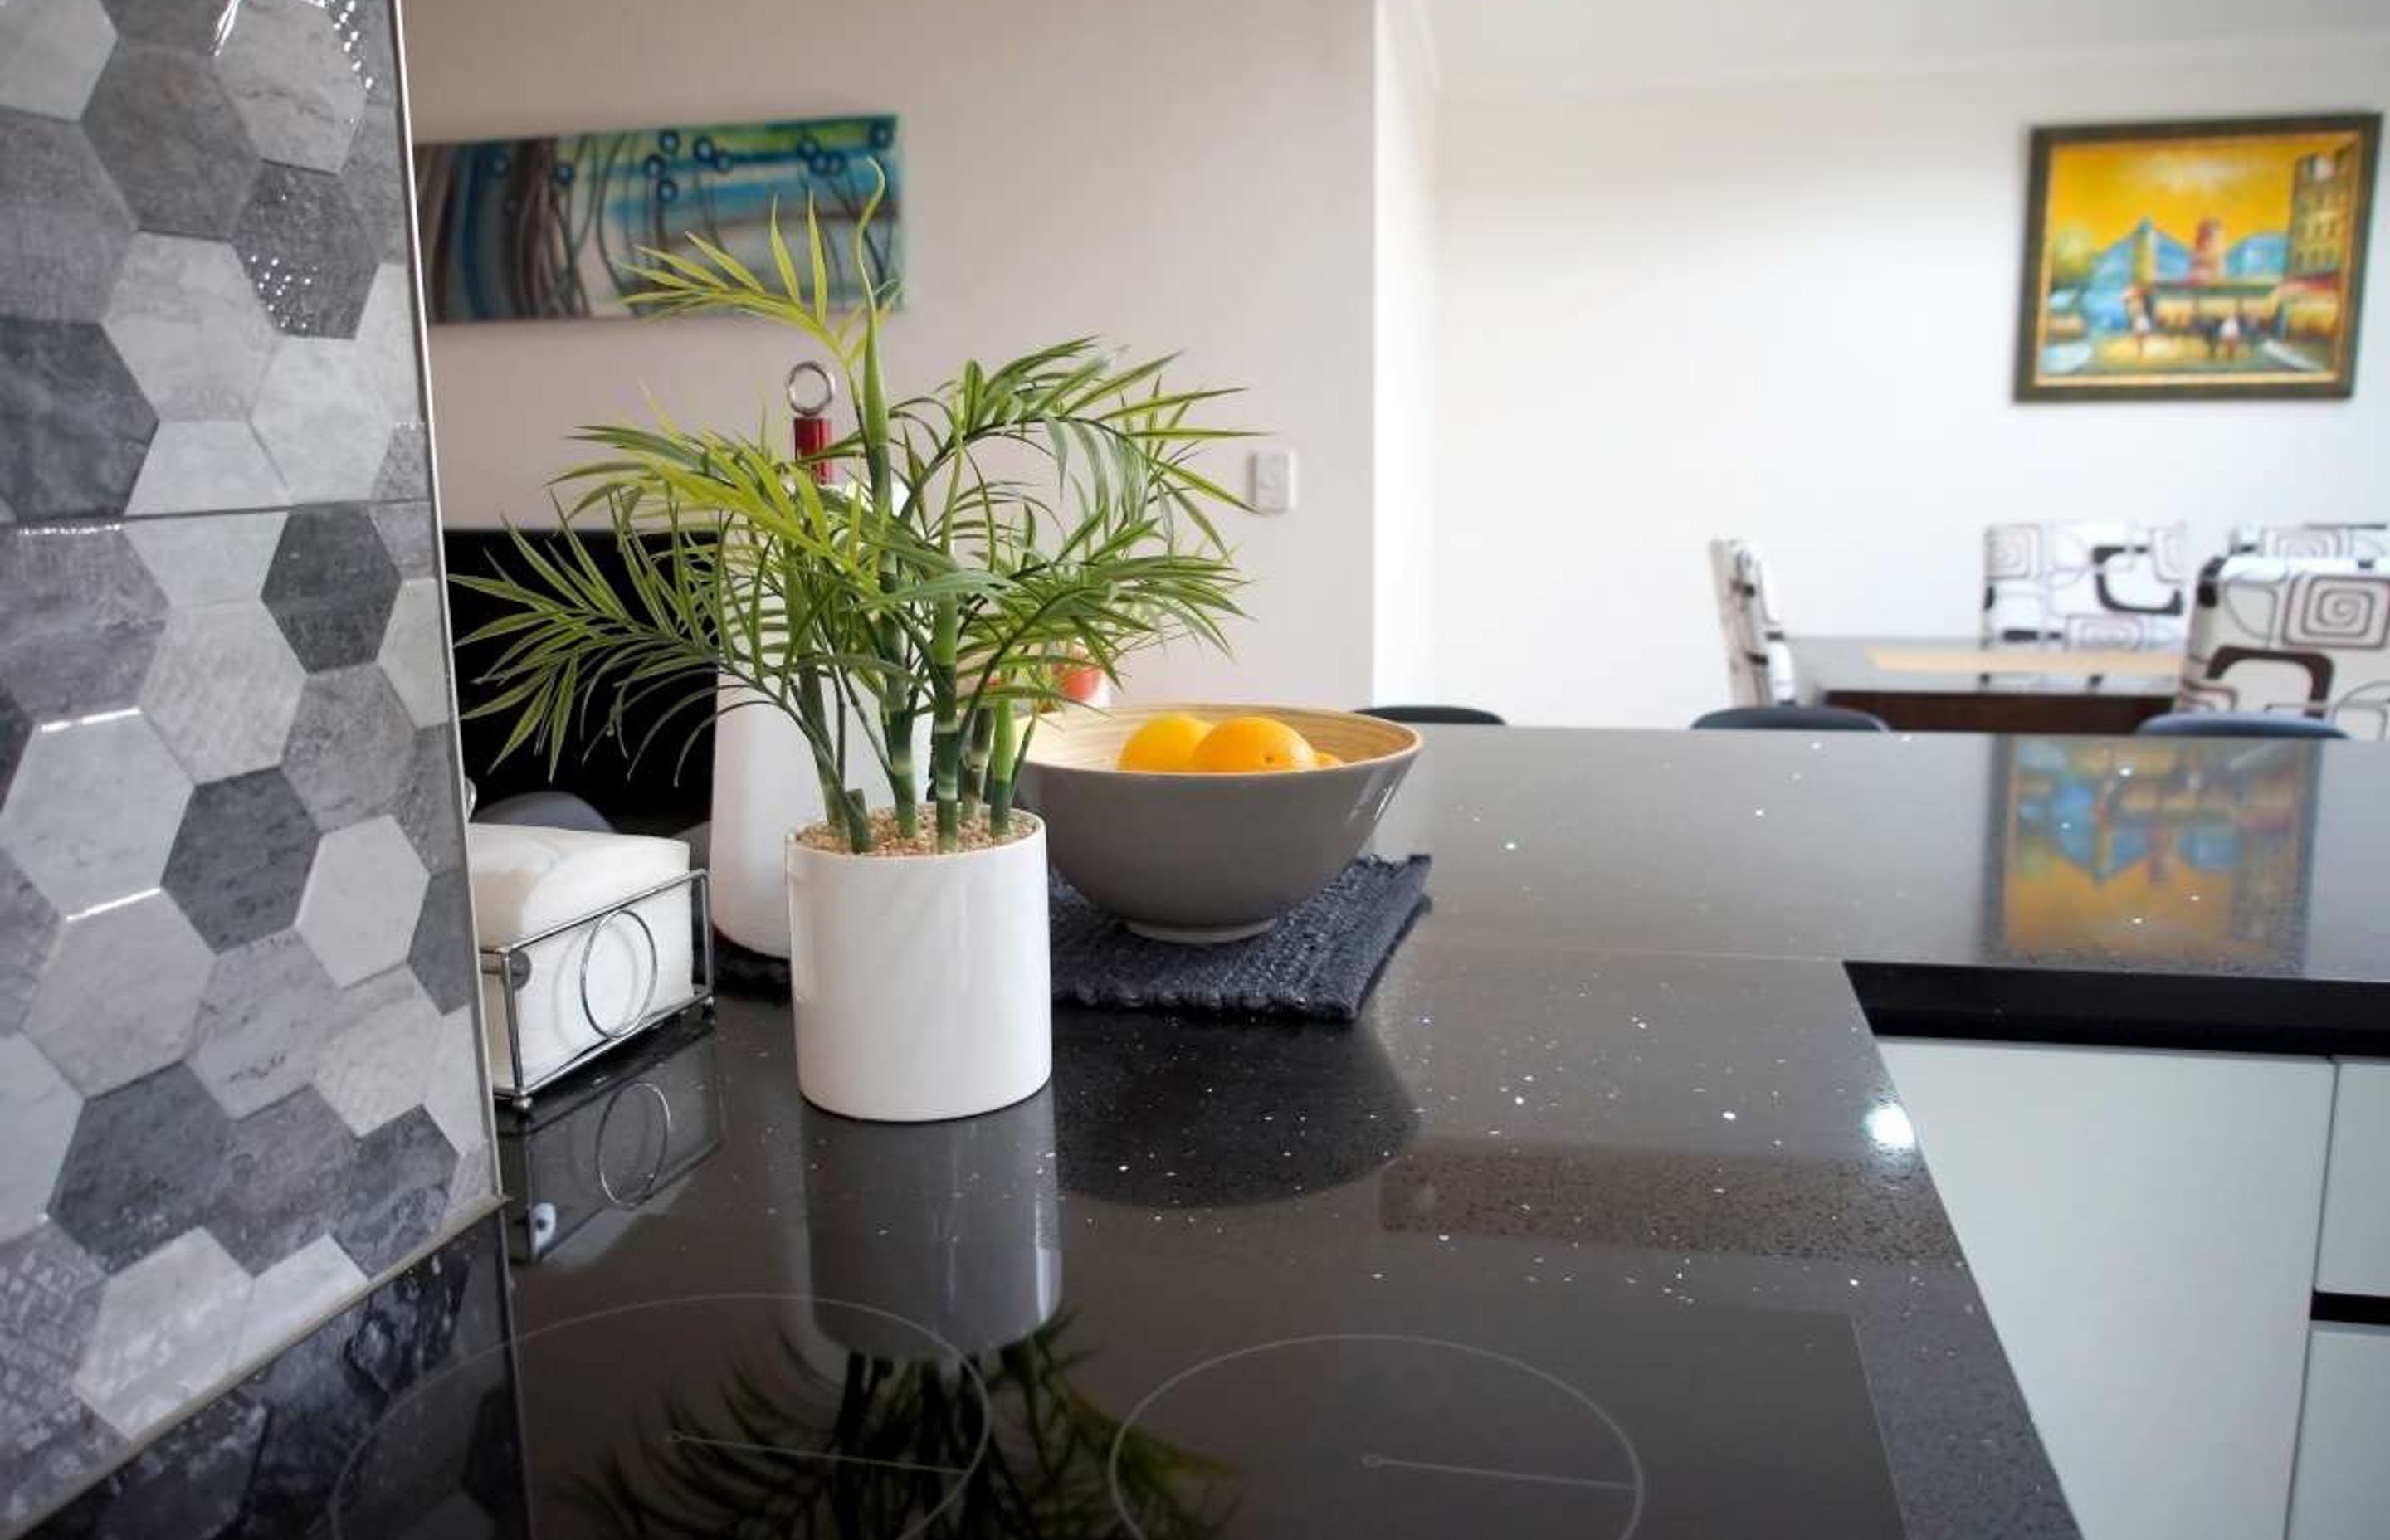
[329,1279,1905,1538]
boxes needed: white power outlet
[1251,447,1297,513]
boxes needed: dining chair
[1982,520,2189,651]
[1708,539,1797,707]
[2136,711,2349,740]
[2176,555,2390,740]
[1358,705,1508,726]
[1691,704,1890,733]
[2226,523,2390,561]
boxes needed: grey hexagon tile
[51,1063,232,1270]
[251,340,393,500]
[354,261,419,418]
[333,1106,453,1276]
[343,104,407,263]
[407,867,475,1015]
[0,851,60,1036]
[123,421,290,517]
[372,436,430,509]
[442,1130,495,1229]
[83,43,261,241]
[232,163,376,338]
[0,1038,80,1243]
[0,685,24,807]
[0,111,136,321]
[377,579,452,729]
[125,508,285,607]
[101,235,282,422]
[26,891,213,1097]
[0,319,157,521]
[162,768,318,950]
[283,664,412,831]
[217,0,363,173]
[368,494,432,576]
[203,1085,354,1271]
[311,965,437,1133]
[0,1226,105,1461]
[295,815,426,987]
[0,522,168,721]
[0,0,118,121]
[393,725,465,876]
[421,1006,487,1156]
[0,711,192,915]
[232,1233,362,1365]
[95,0,217,51]
[141,602,306,782]
[334,0,396,105]
[190,931,340,1117]
[261,504,399,670]
[71,1227,252,1440]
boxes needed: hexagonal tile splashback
[0,0,490,1526]
[0,0,420,522]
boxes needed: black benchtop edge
[1847,961,2390,1056]
[2313,1292,2390,1328]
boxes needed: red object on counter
[793,413,834,485]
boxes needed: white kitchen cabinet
[1878,1039,2334,1540]
[2317,1060,2390,1298]
[2287,1324,2390,1540]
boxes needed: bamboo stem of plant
[929,602,961,851]
[884,702,917,839]
[795,669,867,854]
[985,697,1019,838]
[842,788,873,854]
[959,706,993,821]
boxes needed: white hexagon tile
[0,0,490,1524]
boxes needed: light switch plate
[1251,447,1296,513]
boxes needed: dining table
[1792,635,2181,734]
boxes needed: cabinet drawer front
[2319,1060,2390,1298]
[2289,1324,2390,1540]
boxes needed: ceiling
[1418,0,2390,95]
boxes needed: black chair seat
[1691,705,1890,733]
[1358,704,1507,726]
[2135,710,2348,740]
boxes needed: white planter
[783,815,1051,1121]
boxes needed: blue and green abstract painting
[416,115,901,322]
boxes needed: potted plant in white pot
[459,189,1250,1121]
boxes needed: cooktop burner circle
[1106,1333,1646,1540]
[328,1291,993,1540]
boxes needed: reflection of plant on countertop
[566,1317,1225,1538]
[458,178,1253,855]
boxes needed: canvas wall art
[2015,115,2379,401]
[415,114,902,323]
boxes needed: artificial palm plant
[458,177,1250,855]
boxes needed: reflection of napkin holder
[479,868,715,1104]
[497,1014,724,1262]
[802,1089,1061,1359]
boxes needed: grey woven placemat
[1050,855,1430,1022]
[715,855,1431,1023]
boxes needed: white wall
[1436,40,2390,727]
[1372,0,1439,704]
[401,0,1379,707]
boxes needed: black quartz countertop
[205,726,2390,1538]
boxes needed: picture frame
[2013,114,2380,402]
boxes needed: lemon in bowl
[1019,704,1422,943]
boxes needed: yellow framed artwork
[2015,115,2380,401]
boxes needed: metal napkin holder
[478,868,716,1107]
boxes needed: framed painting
[2014,114,2379,401]
[414,114,901,324]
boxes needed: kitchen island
[37,729,2387,1540]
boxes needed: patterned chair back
[2226,524,2390,561]
[1708,539,1797,707]
[2180,556,2390,740]
[1982,520,2189,651]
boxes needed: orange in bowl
[1188,716,1319,774]
[1115,712,1212,772]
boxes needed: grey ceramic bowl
[1017,704,1422,943]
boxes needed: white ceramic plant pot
[783,816,1051,1122]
